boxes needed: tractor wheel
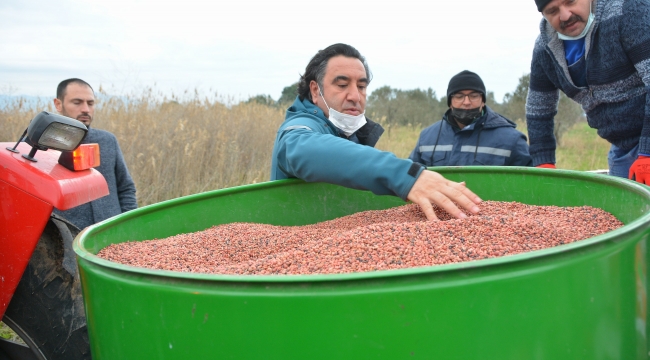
[0,218,91,360]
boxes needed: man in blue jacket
[526,0,650,183]
[53,78,138,229]
[410,70,532,167]
[271,43,482,221]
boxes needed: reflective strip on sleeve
[283,125,312,132]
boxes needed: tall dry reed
[94,88,285,206]
[1,89,285,206]
[1,97,55,140]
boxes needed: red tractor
[0,112,108,360]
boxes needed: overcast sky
[0,0,544,103]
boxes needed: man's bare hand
[407,170,482,221]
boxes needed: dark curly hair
[297,43,372,102]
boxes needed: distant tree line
[247,83,298,107]
[249,73,585,146]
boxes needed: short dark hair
[297,43,372,102]
[56,78,94,100]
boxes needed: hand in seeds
[407,170,481,221]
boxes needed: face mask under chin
[557,2,594,40]
[451,107,483,126]
[318,87,367,136]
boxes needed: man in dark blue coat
[410,71,532,167]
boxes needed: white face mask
[557,3,595,40]
[318,87,367,136]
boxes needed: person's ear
[310,80,320,105]
[53,98,63,113]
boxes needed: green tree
[501,73,585,145]
[366,86,444,127]
[245,94,276,107]
[501,74,530,123]
[485,90,506,115]
[278,82,299,106]
[365,86,398,123]
[555,93,585,145]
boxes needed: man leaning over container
[525,0,650,183]
[52,78,138,229]
[270,43,482,221]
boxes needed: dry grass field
[1,90,284,206]
[1,91,610,207]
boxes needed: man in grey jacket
[53,78,137,229]
[526,0,650,183]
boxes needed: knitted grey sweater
[54,128,137,229]
[525,0,650,166]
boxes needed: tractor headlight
[25,111,88,152]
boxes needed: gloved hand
[536,163,556,169]
[629,155,650,184]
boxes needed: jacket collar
[287,96,384,147]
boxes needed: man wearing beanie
[526,0,650,184]
[409,70,532,167]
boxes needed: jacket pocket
[429,150,449,166]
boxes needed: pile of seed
[97,201,623,275]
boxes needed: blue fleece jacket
[271,96,424,201]
[409,106,532,167]
[525,0,650,166]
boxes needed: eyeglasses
[451,92,482,102]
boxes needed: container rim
[73,167,650,283]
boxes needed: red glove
[629,155,650,184]
[536,163,556,169]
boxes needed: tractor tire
[0,218,91,360]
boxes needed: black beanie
[446,70,486,106]
[535,0,551,12]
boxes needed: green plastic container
[74,167,650,359]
